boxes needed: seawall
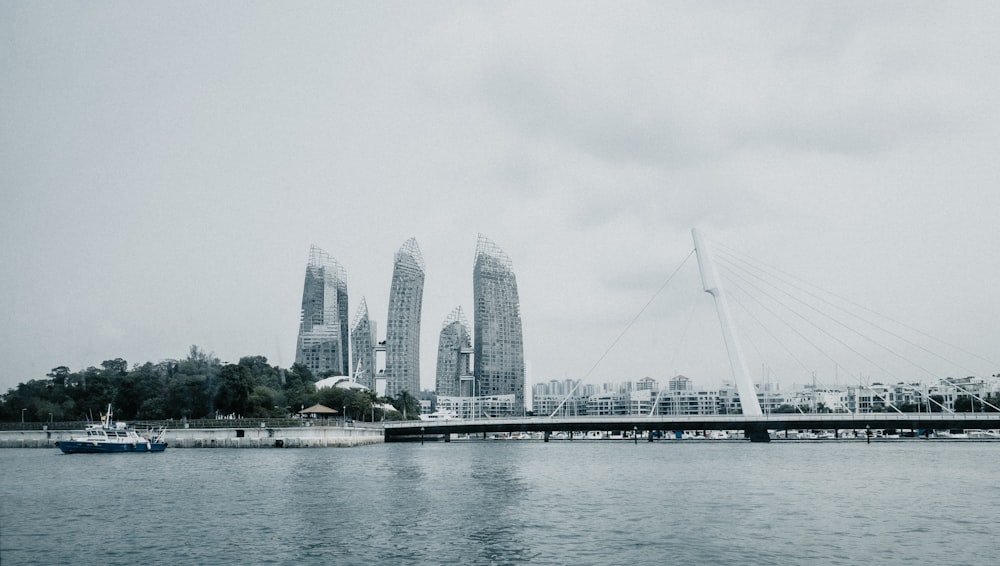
[0,425,384,448]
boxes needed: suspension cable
[549,249,695,418]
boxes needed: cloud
[2,2,999,393]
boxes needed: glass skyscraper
[295,245,349,377]
[435,306,471,397]
[350,297,377,390]
[473,235,525,414]
[384,238,425,398]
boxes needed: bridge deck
[384,413,1000,441]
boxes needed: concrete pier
[0,425,383,449]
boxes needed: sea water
[1,441,997,565]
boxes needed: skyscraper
[473,235,525,413]
[435,306,471,397]
[350,298,377,390]
[384,237,425,398]
[295,245,349,377]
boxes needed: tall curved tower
[435,306,471,397]
[385,238,425,398]
[350,298,377,390]
[295,245,349,377]
[473,235,525,414]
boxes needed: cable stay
[717,258,949,413]
[712,242,999,374]
[549,249,696,418]
[708,241,997,413]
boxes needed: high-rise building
[384,238,425,398]
[295,245,349,377]
[435,306,471,397]
[473,235,525,414]
[669,375,692,392]
[350,298,377,390]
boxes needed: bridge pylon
[692,229,765,424]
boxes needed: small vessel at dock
[55,405,167,454]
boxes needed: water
[1,441,997,565]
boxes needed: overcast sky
[3,2,998,395]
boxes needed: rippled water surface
[2,441,997,565]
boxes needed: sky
[3,2,999,396]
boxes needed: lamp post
[21,408,26,424]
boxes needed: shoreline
[0,425,384,448]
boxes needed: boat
[418,410,459,421]
[55,405,167,454]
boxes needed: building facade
[384,238,425,398]
[295,245,349,377]
[350,298,378,390]
[435,306,472,397]
[473,235,526,414]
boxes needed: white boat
[55,405,167,454]
[419,410,459,421]
[968,430,1000,439]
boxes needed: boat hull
[55,440,168,454]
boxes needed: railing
[0,417,390,431]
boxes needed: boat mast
[691,229,763,416]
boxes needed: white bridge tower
[692,229,763,416]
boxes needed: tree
[391,390,420,420]
[280,364,316,413]
[165,374,213,419]
[239,356,283,390]
[928,394,945,413]
[215,364,255,417]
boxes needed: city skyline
[296,236,527,408]
[3,4,1000,395]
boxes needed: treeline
[0,346,420,423]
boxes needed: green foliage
[954,394,1000,412]
[390,390,420,420]
[0,346,309,422]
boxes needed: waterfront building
[437,394,516,419]
[669,375,692,392]
[384,238,425,398]
[295,245,349,377]
[629,389,657,415]
[587,391,629,416]
[473,235,526,414]
[530,373,1000,418]
[533,394,588,417]
[656,389,721,416]
[350,298,378,390]
[636,377,657,391]
[531,379,587,416]
[435,306,472,397]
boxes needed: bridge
[384,413,1000,442]
[399,230,997,443]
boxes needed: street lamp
[21,408,26,424]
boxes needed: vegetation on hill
[0,346,420,423]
